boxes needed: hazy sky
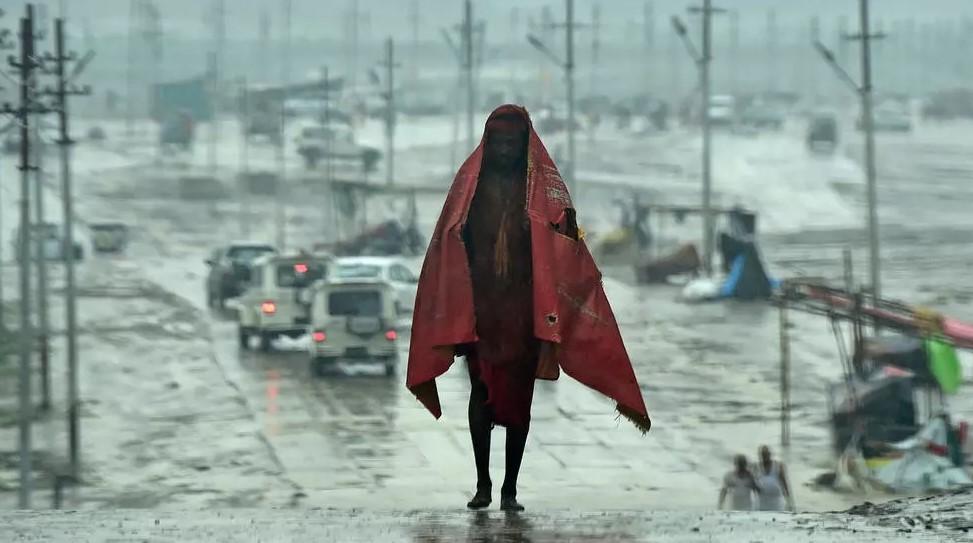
[12,0,973,41]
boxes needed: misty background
[4,0,973,118]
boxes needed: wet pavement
[1,114,972,522]
[0,506,963,542]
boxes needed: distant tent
[926,338,962,394]
[718,241,773,300]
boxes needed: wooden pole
[843,246,853,292]
[779,299,791,448]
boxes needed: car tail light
[261,300,277,315]
[312,330,327,343]
[385,330,397,341]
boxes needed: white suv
[329,256,418,314]
[307,279,400,377]
[236,253,330,351]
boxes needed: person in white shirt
[718,454,759,511]
[755,445,795,511]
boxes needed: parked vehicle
[922,89,973,120]
[159,110,195,154]
[3,132,19,155]
[330,256,418,314]
[12,223,84,262]
[708,95,737,127]
[205,242,277,308]
[294,123,381,171]
[236,254,330,351]
[307,279,399,377]
[90,222,129,253]
[739,102,785,130]
[858,102,912,132]
[807,114,838,153]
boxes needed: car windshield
[328,290,382,316]
[276,261,327,288]
[333,263,383,279]
[227,246,274,262]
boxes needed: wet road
[0,506,961,542]
[3,114,972,515]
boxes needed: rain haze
[1,0,973,541]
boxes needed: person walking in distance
[406,105,652,511]
[755,445,794,511]
[719,454,759,511]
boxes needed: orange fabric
[405,104,651,431]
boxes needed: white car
[294,123,380,169]
[708,95,737,126]
[329,257,418,314]
[236,253,330,351]
[307,279,400,377]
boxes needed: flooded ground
[1,504,964,542]
[0,112,971,518]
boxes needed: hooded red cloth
[406,104,651,432]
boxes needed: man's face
[484,129,526,170]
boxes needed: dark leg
[500,425,528,511]
[467,364,493,509]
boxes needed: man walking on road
[719,454,759,511]
[407,105,651,511]
[755,445,794,511]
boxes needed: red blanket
[406,105,651,432]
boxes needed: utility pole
[348,0,359,89]
[275,0,292,252]
[4,4,40,508]
[667,12,682,103]
[814,0,884,311]
[441,27,462,167]
[565,0,575,192]
[527,0,580,192]
[208,0,224,173]
[125,0,137,137]
[809,16,821,100]
[729,10,739,96]
[644,1,655,50]
[0,9,11,332]
[590,2,600,96]
[766,9,777,94]
[31,8,50,413]
[258,9,270,83]
[444,2,483,154]
[240,77,250,238]
[642,1,655,94]
[321,66,337,239]
[698,1,714,276]
[44,17,90,481]
[855,0,881,306]
[779,299,791,448]
[463,0,474,150]
[142,2,162,162]
[381,38,399,186]
[409,0,419,92]
[673,1,724,276]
